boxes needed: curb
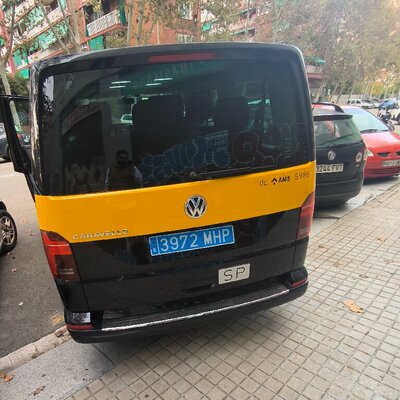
[0,326,70,374]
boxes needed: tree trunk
[37,0,70,54]
[348,82,357,98]
[328,82,340,102]
[126,0,134,46]
[335,80,347,104]
[135,0,145,45]
[142,18,157,45]
[0,63,12,96]
[66,0,81,53]
[59,0,78,48]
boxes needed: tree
[255,0,400,97]
[0,1,17,95]
[196,0,243,42]
[0,72,28,95]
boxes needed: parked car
[313,103,366,206]
[0,122,10,160]
[120,114,133,124]
[343,105,400,178]
[0,200,17,254]
[366,98,381,108]
[378,99,399,110]
[346,99,374,109]
[363,99,381,109]
[0,95,30,161]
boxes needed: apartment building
[201,0,323,94]
[0,0,199,78]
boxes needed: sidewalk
[1,183,400,400]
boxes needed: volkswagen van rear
[16,43,315,342]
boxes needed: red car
[342,106,400,178]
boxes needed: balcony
[27,46,58,64]
[13,6,63,46]
[86,9,120,37]
[14,0,35,21]
[306,65,323,75]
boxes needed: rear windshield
[39,58,311,195]
[343,107,389,133]
[314,118,363,147]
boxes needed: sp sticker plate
[218,264,250,284]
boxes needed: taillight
[41,231,80,281]
[290,277,308,288]
[296,193,315,240]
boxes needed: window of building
[47,0,59,11]
[179,3,192,19]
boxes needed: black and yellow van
[7,43,315,342]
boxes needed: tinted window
[40,59,311,195]
[344,107,389,133]
[10,99,30,138]
[314,118,363,147]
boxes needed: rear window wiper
[360,129,381,133]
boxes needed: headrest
[185,95,213,123]
[214,97,249,131]
[132,95,184,131]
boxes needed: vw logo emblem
[185,195,207,218]
[328,151,336,161]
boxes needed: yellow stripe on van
[35,162,316,243]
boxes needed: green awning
[306,56,325,66]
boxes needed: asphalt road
[0,161,63,358]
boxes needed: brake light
[290,277,308,288]
[148,52,215,63]
[41,231,80,281]
[296,193,315,240]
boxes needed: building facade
[0,0,198,78]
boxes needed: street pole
[66,0,81,53]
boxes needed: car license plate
[149,225,234,256]
[218,264,250,285]
[316,163,344,173]
[382,160,400,167]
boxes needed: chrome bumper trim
[102,287,290,332]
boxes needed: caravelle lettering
[72,229,128,240]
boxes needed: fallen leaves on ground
[32,386,45,396]
[18,302,24,306]
[11,268,17,272]
[344,299,364,313]
[0,371,14,383]
[51,313,64,326]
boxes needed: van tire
[0,210,17,253]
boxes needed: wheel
[397,115,400,125]
[0,210,17,253]
[2,146,10,161]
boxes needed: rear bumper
[315,173,363,206]
[67,268,308,343]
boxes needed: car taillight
[296,193,315,240]
[41,231,80,281]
